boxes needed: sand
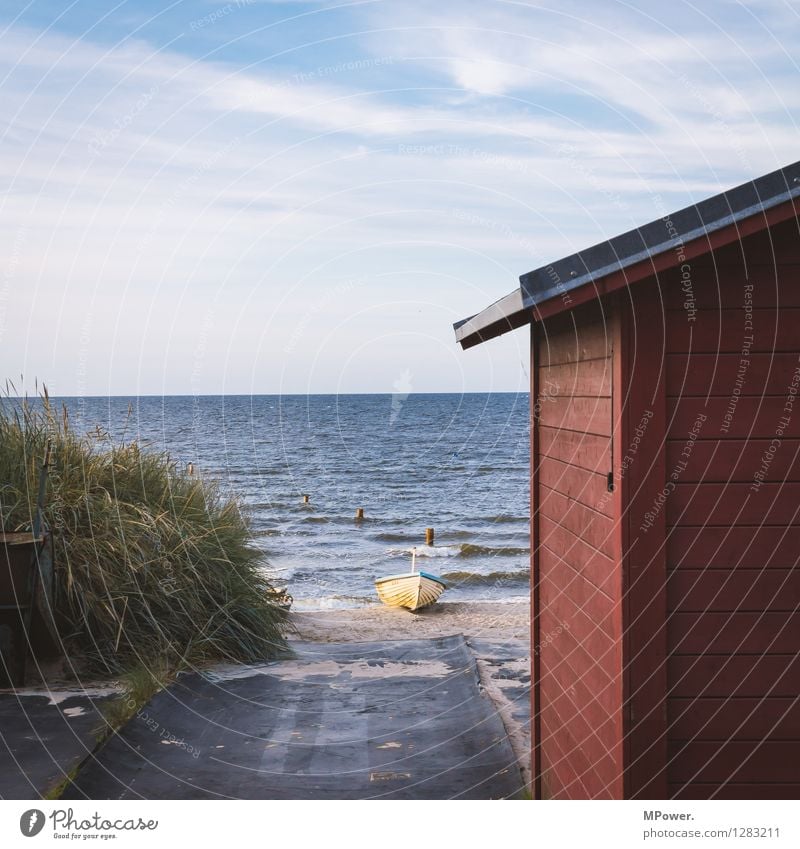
[291,600,530,643]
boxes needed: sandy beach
[291,601,530,643]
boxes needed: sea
[51,393,530,610]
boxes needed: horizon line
[9,390,531,399]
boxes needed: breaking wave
[387,543,529,558]
[440,569,530,586]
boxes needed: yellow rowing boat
[375,548,446,611]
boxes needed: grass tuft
[0,386,288,675]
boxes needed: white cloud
[2,4,798,394]
[445,56,522,96]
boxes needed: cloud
[2,4,798,394]
[360,1,799,163]
[445,56,522,96]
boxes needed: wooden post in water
[355,507,364,521]
[426,527,435,546]
[302,494,310,504]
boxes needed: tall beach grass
[0,390,288,675]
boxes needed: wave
[483,515,528,524]
[373,528,501,543]
[399,545,461,558]
[373,532,414,542]
[440,515,527,526]
[440,569,530,586]
[291,594,377,611]
[460,543,529,557]
[386,543,529,559]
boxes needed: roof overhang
[454,159,800,349]
[453,289,526,350]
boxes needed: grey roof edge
[454,159,800,348]
[453,288,525,349]
[520,159,800,310]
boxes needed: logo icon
[19,810,45,837]
[390,368,413,426]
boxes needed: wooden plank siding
[532,302,624,799]
[661,218,800,799]
[622,279,669,799]
[530,320,542,800]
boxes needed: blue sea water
[49,393,530,609]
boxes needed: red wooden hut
[455,161,800,800]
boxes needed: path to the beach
[2,631,529,800]
[2,603,531,800]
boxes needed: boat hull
[374,571,446,611]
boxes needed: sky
[1,0,798,396]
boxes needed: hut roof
[455,159,800,349]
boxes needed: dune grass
[0,389,288,675]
